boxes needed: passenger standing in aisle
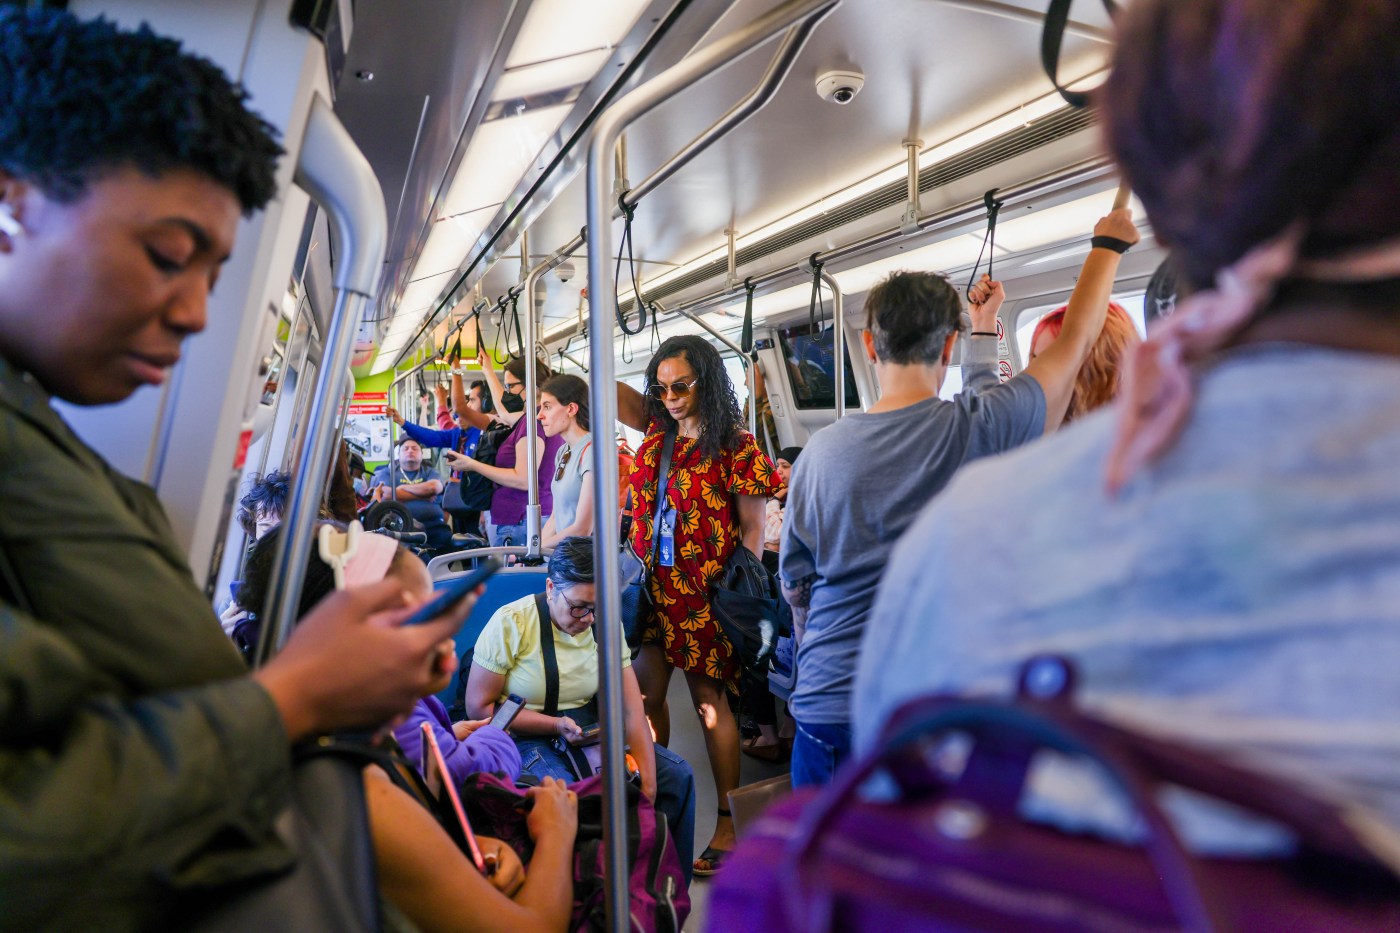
[446,355,562,548]
[536,374,595,547]
[617,335,781,876]
[781,229,1138,788]
[857,0,1400,843]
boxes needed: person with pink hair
[1028,301,1141,424]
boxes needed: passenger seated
[464,536,697,883]
[857,0,1400,848]
[234,524,524,786]
[1027,301,1141,423]
[780,235,1137,788]
[0,10,478,927]
[237,522,575,932]
[388,384,484,537]
[371,435,451,547]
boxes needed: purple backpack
[710,657,1400,932]
[460,772,689,932]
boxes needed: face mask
[501,392,525,413]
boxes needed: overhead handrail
[256,95,387,666]
[551,158,1117,358]
[582,0,840,926]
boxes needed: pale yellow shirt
[472,593,631,712]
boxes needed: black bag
[460,419,513,511]
[173,741,382,932]
[712,546,789,689]
[620,428,676,652]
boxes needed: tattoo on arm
[781,573,815,609]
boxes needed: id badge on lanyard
[658,505,676,567]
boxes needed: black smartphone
[488,693,526,731]
[577,725,602,747]
[401,558,502,626]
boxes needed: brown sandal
[741,735,785,762]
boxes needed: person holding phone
[0,12,487,927]
[236,525,579,932]
[236,533,523,788]
[464,537,697,884]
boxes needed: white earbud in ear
[0,207,22,238]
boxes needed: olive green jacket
[0,359,294,931]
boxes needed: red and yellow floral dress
[627,422,780,685]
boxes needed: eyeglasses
[645,378,699,400]
[503,381,524,396]
[555,445,572,482]
[555,589,595,619]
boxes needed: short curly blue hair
[0,8,282,213]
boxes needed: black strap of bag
[535,592,560,718]
[647,428,677,570]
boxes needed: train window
[776,321,861,411]
[1014,293,1147,364]
[939,366,962,401]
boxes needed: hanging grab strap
[740,277,756,355]
[615,195,648,337]
[507,289,525,359]
[808,255,827,333]
[966,189,1005,300]
[1041,0,1119,108]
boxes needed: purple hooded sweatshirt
[394,696,522,787]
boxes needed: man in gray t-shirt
[780,210,1139,786]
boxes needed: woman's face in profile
[547,580,597,636]
[0,165,240,405]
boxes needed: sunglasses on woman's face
[645,378,699,400]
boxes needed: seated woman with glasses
[463,536,697,883]
[536,374,595,548]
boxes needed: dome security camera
[554,260,576,284]
[816,69,864,105]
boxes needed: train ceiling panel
[339,0,1123,372]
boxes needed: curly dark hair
[643,335,743,462]
[235,470,290,538]
[0,8,282,213]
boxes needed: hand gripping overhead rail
[255,95,389,665]
[582,0,840,928]
[514,9,829,562]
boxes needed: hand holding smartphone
[401,558,502,626]
[488,693,526,732]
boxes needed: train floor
[662,673,792,932]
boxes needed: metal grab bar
[818,269,846,418]
[256,95,388,664]
[583,0,839,926]
[515,16,822,558]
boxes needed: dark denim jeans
[513,703,697,885]
[790,719,854,789]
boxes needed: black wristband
[1090,235,1133,254]
[969,331,998,337]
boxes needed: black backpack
[459,419,514,510]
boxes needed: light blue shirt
[856,346,1400,848]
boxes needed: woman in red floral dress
[619,335,779,876]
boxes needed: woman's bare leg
[684,668,740,864]
[633,644,673,746]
